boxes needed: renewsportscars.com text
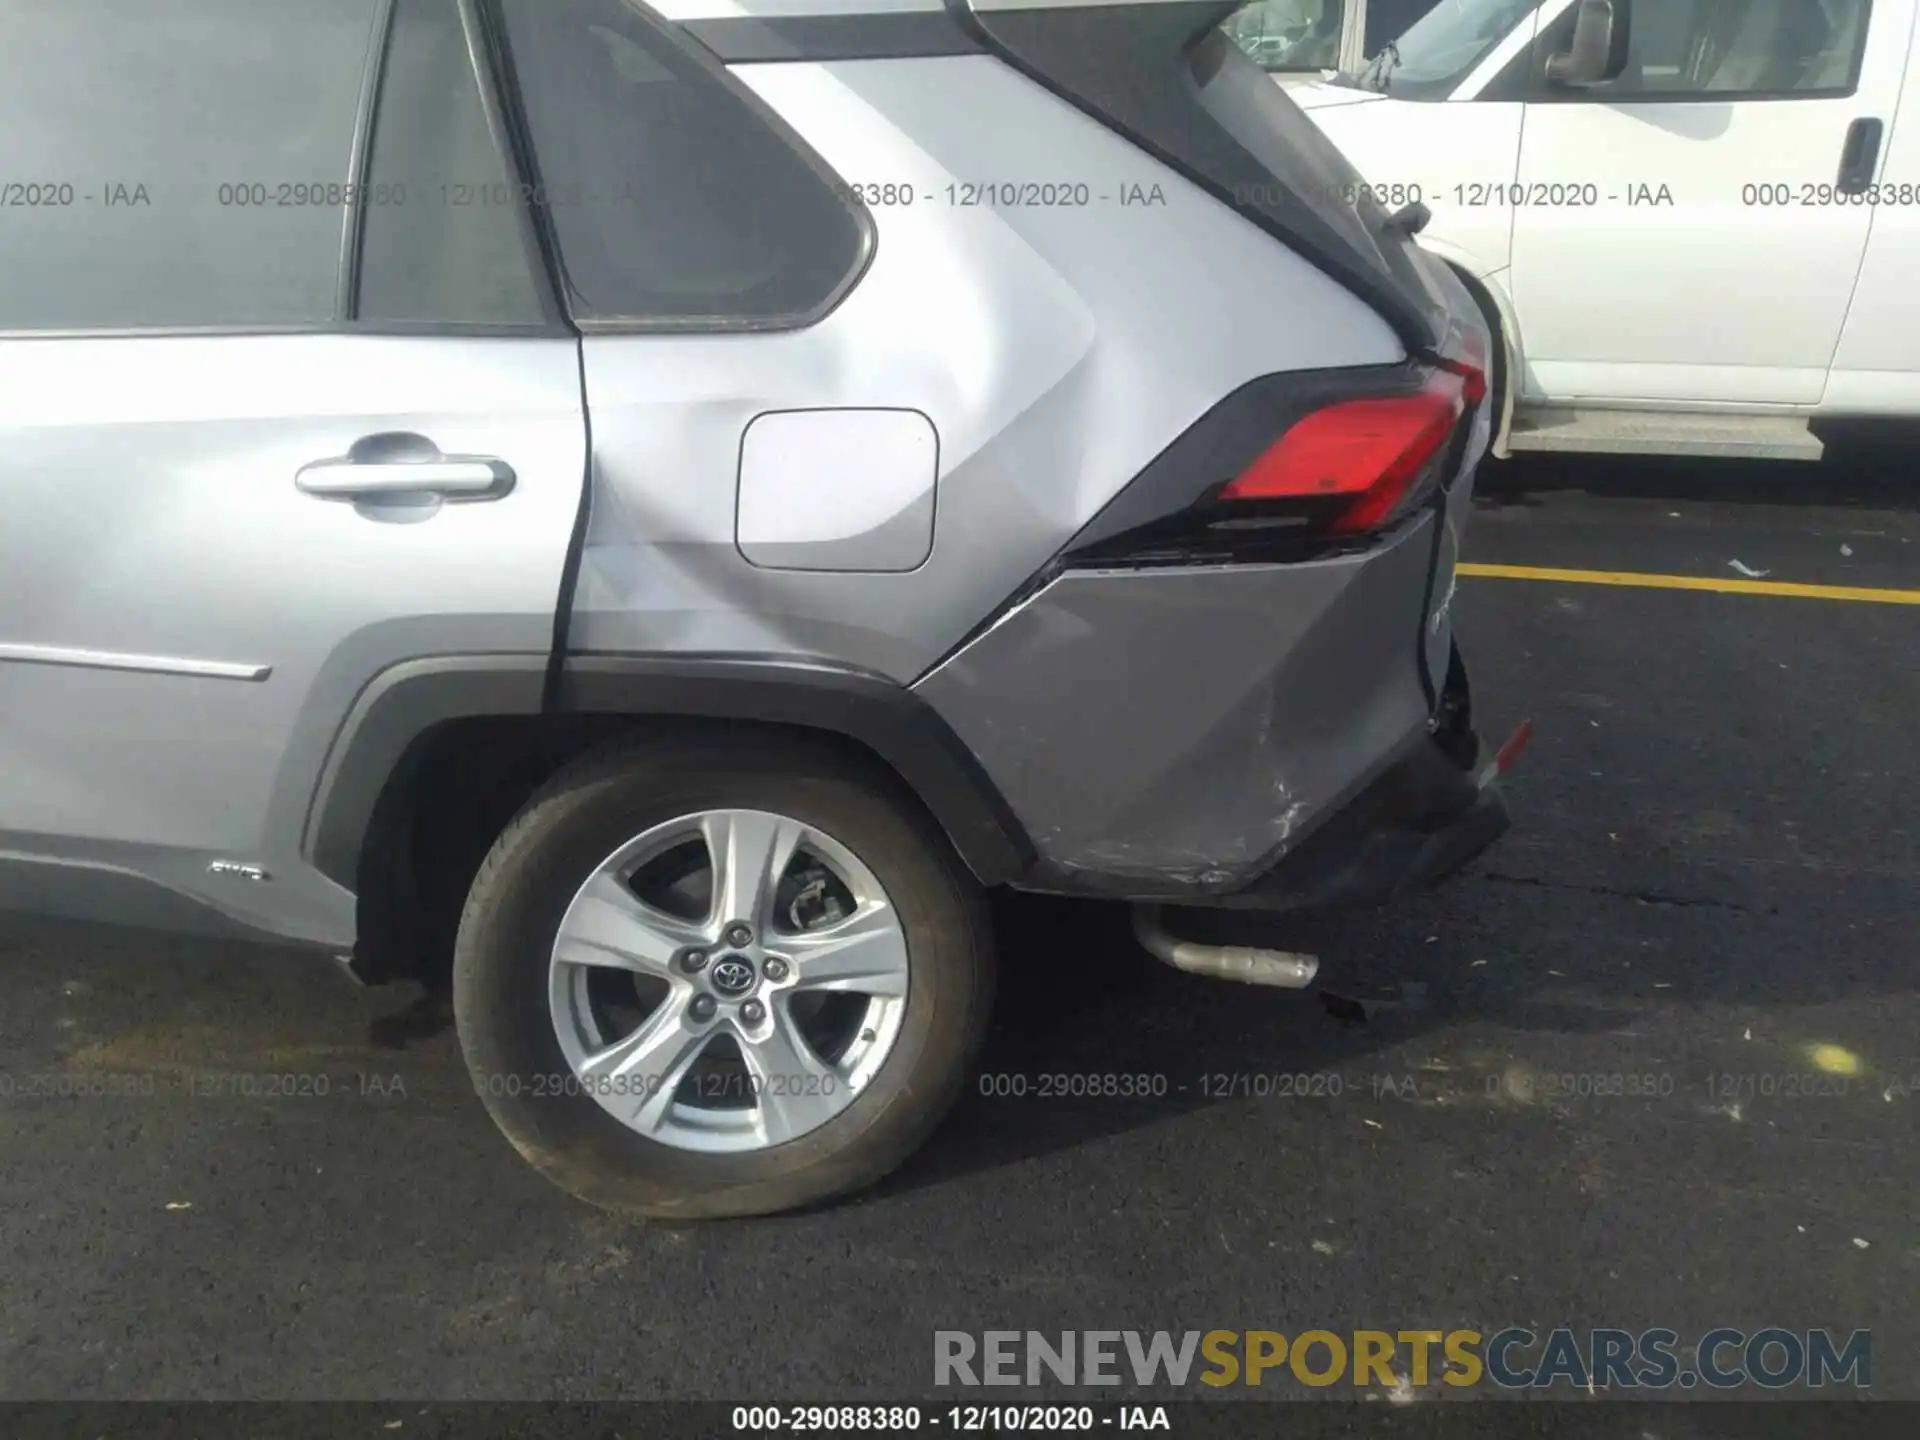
[934,1328,1871,1391]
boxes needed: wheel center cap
[708,955,758,997]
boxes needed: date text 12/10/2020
[731,1406,1172,1432]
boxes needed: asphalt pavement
[1,450,1915,1407]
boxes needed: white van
[1227,0,1440,73]
[1282,0,1920,460]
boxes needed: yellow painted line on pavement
[1457,562,1920,606]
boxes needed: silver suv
[0,0,1511,1217]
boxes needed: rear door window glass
[0,0,377,331]
[356,0,547,325]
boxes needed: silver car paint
[0,335,586,945]
[735,408,939,572]
[0,8,1487,946]
[566,52,1404,680]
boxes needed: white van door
[1289,0,1546,278]
[1826,8,1920,411]
[1507,0,1916,406]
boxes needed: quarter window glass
[0,0,377,330]
[498,0,868,326]
[1539,0,1870,97]
[357,0,545,325]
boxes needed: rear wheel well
[352,714,958,988]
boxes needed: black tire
[452,732,994,1218]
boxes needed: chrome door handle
[297,433,515,500]
[297,458,513,497]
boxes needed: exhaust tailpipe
[1131,905,1318,989]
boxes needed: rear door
[0,0,584,943]
[1508,0,1913,406]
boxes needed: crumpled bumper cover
[913,509,1498,905]
[1219,730,1509,912]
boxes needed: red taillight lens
[1219,364,1480,534]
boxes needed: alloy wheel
[547,809,910,1153]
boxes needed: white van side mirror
[1545,0,1631,87]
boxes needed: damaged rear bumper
[1217,728,1510,912]
[913,508,1508,909]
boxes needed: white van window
[1359,0,1539,99]
[1224,1,1347,72]
[1367,0,1446,53]
[1536,0,1871,99]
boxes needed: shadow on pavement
[870,846,1918,1200]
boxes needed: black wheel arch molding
[304,651,1037,908]
[558,654,1035,884]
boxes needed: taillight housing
[1219,360,1480,536]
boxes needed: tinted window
[357,0,546,324]
[499,0,869,326]
[0,0,377,331]
[1534,0,1870,99]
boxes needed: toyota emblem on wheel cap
[709,957,757,996]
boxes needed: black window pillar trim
[338,0,399,321]
[465,0,576,331]
[333,0,576,330]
